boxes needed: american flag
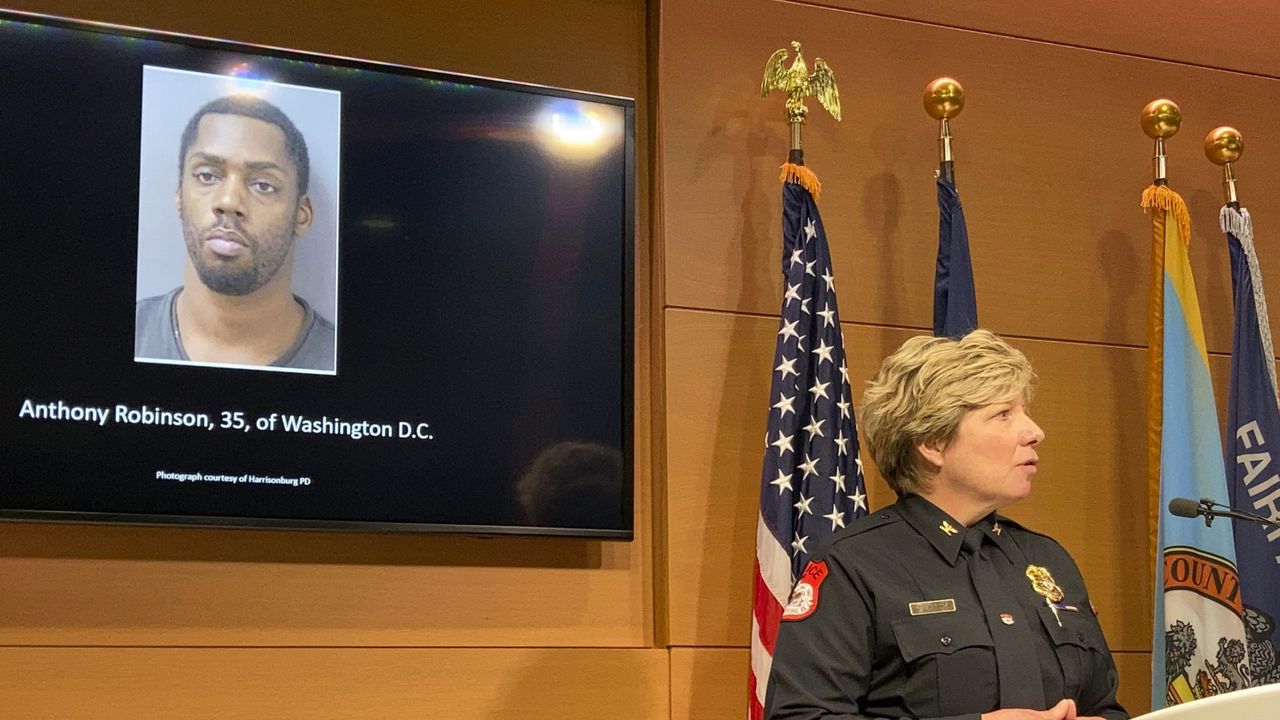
[749,169,867,719]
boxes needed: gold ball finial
[924,78,964,120]
[1204,126,1243,166]
[1141,98,1182,139]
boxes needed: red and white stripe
[749,513,796,719]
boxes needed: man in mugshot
[135,95,335,372]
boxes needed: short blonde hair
[860,329,1036,496]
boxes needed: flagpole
[1213,124,1280,690]
[1141,98,1182,187]
[753,42,854,720]
[1205,126,1244,210]
[924,78,964,184]
[926,76,978,337]
[1140,98,1184,708]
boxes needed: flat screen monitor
[0,10,635,538]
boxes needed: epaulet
[828,509,899,546]
[997,516,1066,550]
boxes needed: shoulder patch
[781,559,829,621]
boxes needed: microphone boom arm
[1193,497,1280,531]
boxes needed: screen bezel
[0,8,637,540]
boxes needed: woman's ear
[916,437,945,470]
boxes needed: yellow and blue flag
[1145,185,1249,708]
[1221,205,1280,687]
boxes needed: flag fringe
[1220,205,1253,241]
[780,163,821,202]
[1222,205,1280,405]
[1141,185,1192,247]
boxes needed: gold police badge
[1026,564,1065,626]
[1025,565,1064,602]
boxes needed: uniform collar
[897,494,1014,566]
[973,513,1016,560]
[897,494,967,565]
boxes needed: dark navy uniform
[765,494,1128,720]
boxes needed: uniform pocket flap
[1035,604,1102,650]
[892,611,993,663]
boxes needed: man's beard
[181,207,296,297]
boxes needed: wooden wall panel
[0,524,647,646]
[801,1,1280,79]
[660,0,1280,354]
[670,647,749,720]
[1115,651,1154,717]
[664,308,1160,651]
[0,647,669,719]
[667,647,1154,718]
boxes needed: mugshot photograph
[134,67,341,374]
[765,330,1127,720]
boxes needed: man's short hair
[860,329,1036,497]
[178,95,310,196]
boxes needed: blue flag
[933,175,978,337]
[1221,205,1280,687]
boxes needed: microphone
[1167,496,1280,530]
[1168,497,1202,519]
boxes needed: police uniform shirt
[765,493,1128,720]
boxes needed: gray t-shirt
[135,287,335,372]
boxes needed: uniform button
[940,636,952,646]
[1076,632,1086,642]
[879,513,890,520]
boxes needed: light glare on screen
[537,100,620,161]
[221,63,275,96]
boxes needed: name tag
[908,599,956,616]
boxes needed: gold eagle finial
[761,41,842,124]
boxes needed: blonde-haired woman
[766,330,1126,720]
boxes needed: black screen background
[0,16,633,536]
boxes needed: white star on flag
[817,305,836,328]
[793,494,814,517]
[776,356,798,379]
[771,431,794,456]
[771,469,793,495]
[803,417,825,439]
[798,454,820,479]
[811,339,835,365]
[773,393,796,418]
[849,487,868,512]
[822,506,846,531]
